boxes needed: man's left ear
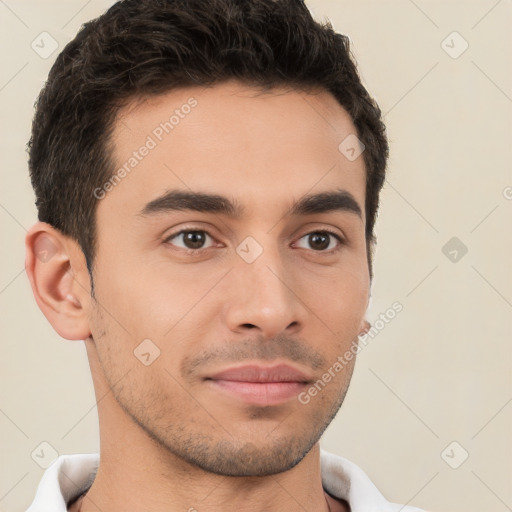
[358,319,370,336]
[25,222,92,341]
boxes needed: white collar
[27,451,425,512]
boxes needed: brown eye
[295,231,343,252]
[165,230,214,251]
[308,233,330,250]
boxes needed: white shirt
[26,451,426,511]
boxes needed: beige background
[1,1,511,511]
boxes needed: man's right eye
[164,229,216,251]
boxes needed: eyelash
[163,228,345,254]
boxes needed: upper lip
[207,364,311,383]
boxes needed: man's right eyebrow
[138,189,244,218]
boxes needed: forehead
[100,80,366,223]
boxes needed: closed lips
[206,364,311,383]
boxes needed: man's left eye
[294,231,343,252]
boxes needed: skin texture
[26,80,371,512]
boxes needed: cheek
[302,263,369,337]
[90,258,222,380]
[91,253,170,333]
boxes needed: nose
[221,250,307,340]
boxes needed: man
[24,0,426,510]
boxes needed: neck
[79,437,333,512]
[80,428,331,511]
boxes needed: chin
[159,423,325,477]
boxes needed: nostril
[242,324,257,329]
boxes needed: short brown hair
[28,0,388,281]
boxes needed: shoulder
[320,449,427,512]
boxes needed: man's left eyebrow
[290,190,363,219]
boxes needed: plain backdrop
[1,1,511,511]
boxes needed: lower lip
[208,380,307,406]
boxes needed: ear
[358,319,370,336]
[25,222,92,341]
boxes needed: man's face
[87,80,370,476]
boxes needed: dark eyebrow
[138,188,362,219]
[139,190,244,217]
[290,189,362,218]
